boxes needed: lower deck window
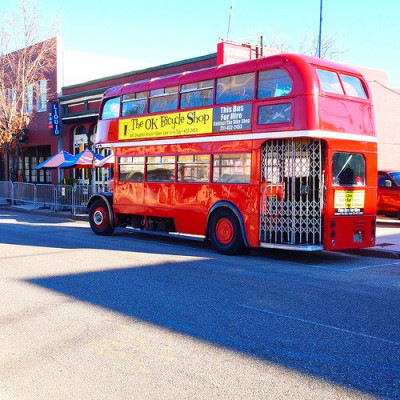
[213,153,251,183]
[119,156,144,181]
[146,156,175,182]
[177,155,210,182]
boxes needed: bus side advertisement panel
[118,105,252,141]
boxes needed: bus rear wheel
[209,208,244,255]
[89,199,114,236]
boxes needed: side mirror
[384,179,393,188]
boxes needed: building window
[8,88,17,109]
[26,84,33,113]
[36,80,47,112]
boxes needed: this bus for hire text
[88,53,377,255]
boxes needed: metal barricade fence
[73,184,92,215]
[0,181,112,215]
[36,184,56,210]
[55,184,74,212]
[0,181,12,204]
[13,182,36,207]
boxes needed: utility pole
[318,0,323,57]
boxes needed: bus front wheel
[89,199,114,236]
[208,208,244,255]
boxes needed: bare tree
[262,31,345,60]
[0,0,56,181]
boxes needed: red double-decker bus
[88,53,377,254]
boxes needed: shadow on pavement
[2,210,399,398]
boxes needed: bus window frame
[215,72,255,105]
[331,152,366,187]
[118,156,145,182]
[179,80,214,110]
[101,96,121,120]
[212,152,251,184]
[257,68,293,99]
[146,155,176,182]
[177,154,211,183]
[121,91,148,117]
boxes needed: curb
[345,248,400,259]
[0,204,88,222]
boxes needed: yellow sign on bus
[334,190,365,215]
[119,109,213,140]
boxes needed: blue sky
[2,0,400,88]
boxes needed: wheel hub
[94,210,104,226]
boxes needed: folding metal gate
[260,139,324,250]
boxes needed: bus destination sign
[118,104,252,140]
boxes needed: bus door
[259,138,324,250]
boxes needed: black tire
[208,208,244,255]
[89,199,114,236]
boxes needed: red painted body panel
[323,140,377,250]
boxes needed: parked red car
[377,171,400,218]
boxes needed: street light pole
[318,0,323,57]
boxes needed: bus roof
[103,53,364,99]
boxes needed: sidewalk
[0,201,88,222]
[1,202,400,258]
[357,217,400,259]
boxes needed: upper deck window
[149,86,178,113]
[180,80,213,109]
[257,69,293,98]
[216,73,255,104]
[101,97,120,120]
[339,74,367,99]
[122,91,148,117]
[317,69,368,99]
[316,69,344,95]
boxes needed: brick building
[0,37,63,183]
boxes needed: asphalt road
[0,210,399,399]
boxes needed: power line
[367,80,400,95]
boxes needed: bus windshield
[332,152,365,186]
